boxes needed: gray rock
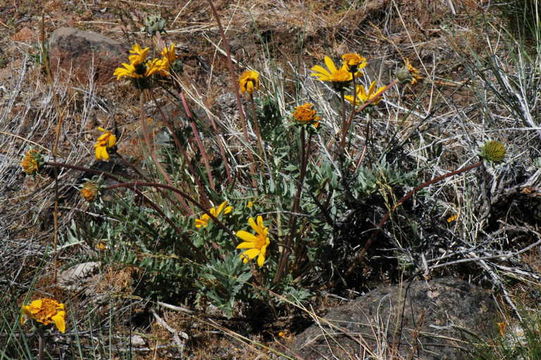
[130,334,146,347]
[48,27,126,84]
[58,261,101,292]
[293,278,498,360]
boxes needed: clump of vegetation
[3,1,541,358]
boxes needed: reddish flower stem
[274,126,310,284]
[338,79,398,156]
[206,0,258,187]
[44,161,204,259]
[345,160,483,277]
[104,181,236,239]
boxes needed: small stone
[130,335,146,347]
[48,27,126,84]
[11,27,36,43]
[58,261,101,291]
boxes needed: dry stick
[116,153,185,215]
[44,161,203,259]
[158,81,216,191]
[163,81,233,182]
[248,93,265,157]
[273,126,309,284]
[345,160,483,278]
[338,73,357,154]
[37,329,45,360]
[179,91,216,190]
[40,10,60,283]
[104,181,237,239]
[40,12,52,83]
[44,11,63,283]
[147,89,211,208]
[205,0,258,186]
[138,91,193,215]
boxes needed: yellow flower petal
[237,241,256,249]
[310,65,331,80]
[257,252,266,267]
[95,146,109,161]
[242,248,260,260]
[52,311,66,333]
[324,56,337,73]
[236,230,258,244]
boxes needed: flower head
[292,103,320,128]
[145,57,170,77]
[397,59,423,85]
[128,44,150,66]
[80,181,99,202]
[311,56,354,85]
[21,149,43,175]
[239,70,260,95]
[195,201,233,229]
[160,44,177,67]
[341,53,367,73]
[480,140,506,163]
[344,81,386,106]
[236,216,270,267]
[94,127,117,161]
[20,298,66,333]
[113,43,175,84]
[95,241,108,251]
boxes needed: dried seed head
[481,140,506,163]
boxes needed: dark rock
[48,27,126,84]
[293,278,498,360]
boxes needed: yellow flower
[94,127,117,161]
[195,201,233,229]
[446,214,459,223]
[397,59,423,85]
[145,57,170,77]
[344,81,386,106]
[113,61,145,80]
[236,216,270,267]
[128,44,150,66]
[239,70,260,95]
[160,44,177,67]
[95,241,108,251]
[21,298,66,333]
[497,322,507,337]
[80,181,99,202]
[113,44,173,80]
[292,103,320,127]
[341,53,367,73]
[311,56,353,83]
[246,201,254,209]
[21,149,43,175]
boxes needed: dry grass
[1,0,541,359]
